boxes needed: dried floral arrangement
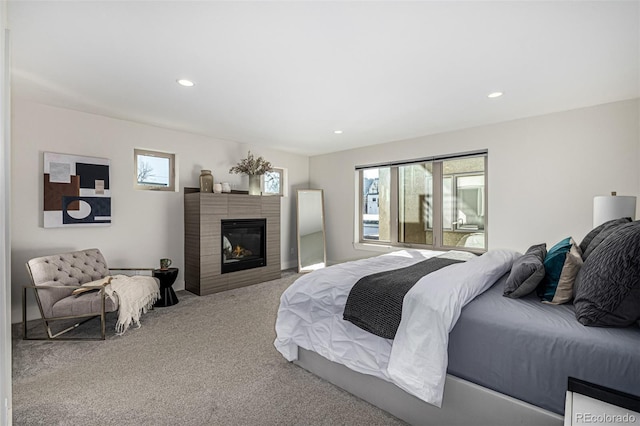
[229,151,273,175]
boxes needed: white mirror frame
[296,189,327,273]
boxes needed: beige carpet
[12,271,405,425]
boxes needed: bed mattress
[275,249,640,415]
[275,248,520,406]
[447,275,640,415]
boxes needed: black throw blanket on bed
[343,256,464,339]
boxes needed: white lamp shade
[593,195,636,227]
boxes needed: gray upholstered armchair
[23,248,156,340]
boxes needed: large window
[358,151,487,251]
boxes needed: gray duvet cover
[448,274,640,415]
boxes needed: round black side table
[153,267,179,307]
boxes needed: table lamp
[593,191,637,227]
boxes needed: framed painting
[43,152,111,228]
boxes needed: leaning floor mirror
[296,189,327,273]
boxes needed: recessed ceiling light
[488,91,503,98]
[334,130,343,134]
[177,79,195,87]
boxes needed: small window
[262,167,287,196]
[134,149,176,191]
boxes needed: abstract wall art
[43,152,111,228]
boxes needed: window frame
[133,148,176,192]
[356,151,487,253]
[261,167,287,197]
[451,172,485,231]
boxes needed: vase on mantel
[248,174,261,196]
[199,170,214,193]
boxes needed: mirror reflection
[297,189,326,273]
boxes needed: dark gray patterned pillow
[574,221,640,327]
[503,243,546,299]
[580,217,632,260]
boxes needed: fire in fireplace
[221,218,266,274]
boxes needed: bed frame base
[296,348,563,426]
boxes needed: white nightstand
[564,377,639,426]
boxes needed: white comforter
[274,248,518,407]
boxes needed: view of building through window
[442,157,485,248]
[399,162,434,245]
[362,168,390,241]
[360,153,486,250]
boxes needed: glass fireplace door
[221,219,266,274]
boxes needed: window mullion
[432,161,443,248]
[357,170,364,243]
[390,167,399,244]
[484,155,489,249]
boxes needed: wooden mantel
[184,192,281,296]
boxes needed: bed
[274,244,640,425]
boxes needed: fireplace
[221,218,267,274]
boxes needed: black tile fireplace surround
[221,218,267,274]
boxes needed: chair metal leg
[45,317,97,339]
[22,287,28,340]
[23,286,109,341]
[101,290,106,340]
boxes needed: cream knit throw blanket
[104,275,160,335]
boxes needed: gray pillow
[503,243,546,299]
[574,221,640,327]
[580,217,632,260]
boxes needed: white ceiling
[8,1,640,156]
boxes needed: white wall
[11,99,309,323]
[1,2,12,422]
[310,99,640,265]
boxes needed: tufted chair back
[26,248,110,318]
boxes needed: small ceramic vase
[199,170,214,193]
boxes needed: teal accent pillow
[538,237,573,301]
